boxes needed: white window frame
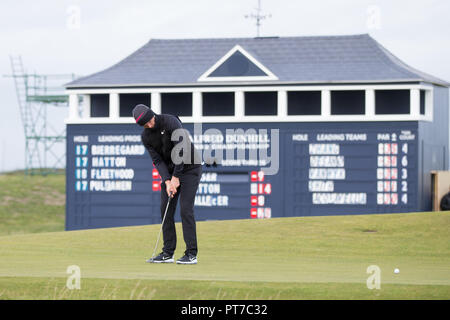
[65,84,434,124]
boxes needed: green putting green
[0,211,449,299]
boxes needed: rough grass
[0,277,448,300]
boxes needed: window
[90,94,109,117]
[375,90,410,115]
[331,91,365,115]
[203,92,235,116]
[119,93,151,117]
[420,90,426,115]
[288,91,321,115]
[245,91,277,116]
[161,93,192,116]
[198,45,278,81]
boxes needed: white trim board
[65,84,433,95]
[65,114,432,124]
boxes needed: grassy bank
[0,170,65,236]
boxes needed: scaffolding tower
[7,55,76,175]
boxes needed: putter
[148,191,173,263]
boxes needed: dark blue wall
[65,121,431,230]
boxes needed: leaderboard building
[64,34,449,230]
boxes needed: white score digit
[264,183,272,194]
[402,143,408,154]
[401,155,408,167]
[402,168,408,179]
[401,193,408,204]
[402,181,408,192]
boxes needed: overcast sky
[0,0,449,172]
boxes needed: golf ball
[394,268,400,274]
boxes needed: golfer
[133,104,202,264]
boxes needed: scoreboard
[66,121,418,230]
[283,123,417,217]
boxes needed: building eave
[65,79,442,91]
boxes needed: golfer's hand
[165,180,177,197]
[171,176,180,189]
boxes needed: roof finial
[245,0,271,37]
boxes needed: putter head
[146,257,155,263]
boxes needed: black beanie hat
[132,104,155,126]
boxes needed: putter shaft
[150,192,173,260]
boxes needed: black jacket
[141,114,201,182]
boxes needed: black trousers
[160,165,202,256]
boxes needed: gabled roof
[65,34,449,88]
